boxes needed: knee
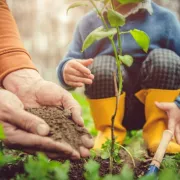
[85,56,117,99]
[141,49,180,89]
[142,49,179,74]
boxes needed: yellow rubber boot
[87,93,126,149]
[135,89,180,153]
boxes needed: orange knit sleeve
[0,0,37,83]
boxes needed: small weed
[0,152,18,167]
[72,92,97,136]
[100,139,122,164]
[161,153,180,172]
[84,159,100,180]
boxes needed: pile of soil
[26,106,91,151]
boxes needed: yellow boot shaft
[136,89,180,153]
[87,93,126,149]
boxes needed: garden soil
[0,150,151,180]
[67,153,151,180]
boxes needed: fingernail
[82,136,94,148]
[37,124,49,136]
[72,150,80,159]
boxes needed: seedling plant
[67,0,150,173]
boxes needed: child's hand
[63,59,94,87]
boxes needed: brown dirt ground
[67,155,151,180]
[0,150,151,180]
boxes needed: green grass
[72,92,97,136]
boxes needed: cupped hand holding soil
[26,106,93,158]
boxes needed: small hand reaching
[63,59,94,87]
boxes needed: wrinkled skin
[1,69,94,159]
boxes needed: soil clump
[26,106,91,151]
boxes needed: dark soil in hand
[26,106,91,152]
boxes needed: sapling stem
[68,0,150,175]
[109,1,124,173]
[89,0,108,29]
[109,72,119,174]
[89,0,124,173]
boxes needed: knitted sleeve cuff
[174,95,180,109]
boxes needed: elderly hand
[2,69,94,157]
[155,101,180,144]
[0,89,81,159]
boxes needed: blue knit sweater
[57,2,180,89]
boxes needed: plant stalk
[89,0,124,174]
[109,72,119,174]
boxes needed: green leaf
[104,165,134,180]
[18,153,70,180]
[118,0,143,5]
[82,26,117,52]
[101,151,110,159]
[52,161,70,180]
[66,2,88,15]
[138,174,156,180]
[161,155,178,170]
[119,55,133,67]
[0,124,5,140]
[0,152,18,167]
[107,9,125,27]
[103,174,122,180]
[159,169,180,180]
[90,149,97,159]
[24,154,49,179]
[130,29,150,53]
[119,165,134,180]
[84,159,100,180]
[114,155,121,164]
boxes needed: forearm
[0,0,36,84]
